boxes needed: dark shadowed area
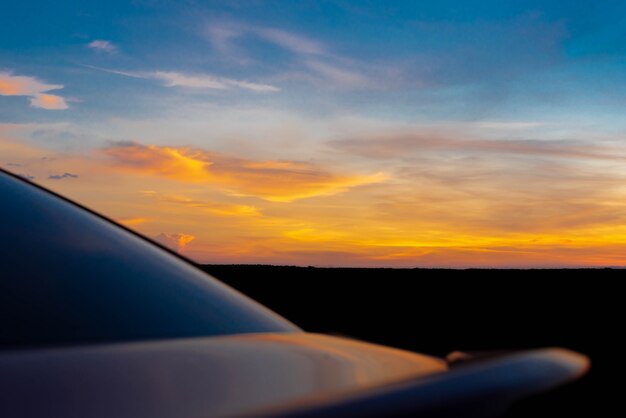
[201,265,619,418]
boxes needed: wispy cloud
[207,25,242,55]
[148,193,261,217]
[0,72,68,110]
[102,141,386,202]
[207,23,326,56]
[153,71,279,92]
[253,27,325,55]
[87,39,118,54]
[303,60,371,88]
[88,66,279,92]
[154,71,229,89]
[205,22,374,89]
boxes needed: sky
[2,1,626,267]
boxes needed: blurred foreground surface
[202,265,618,418]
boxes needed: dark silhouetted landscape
[201,265,620,418]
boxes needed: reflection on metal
[0,333,446,418]
[0,332,589,418]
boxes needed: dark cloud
[48,172,78,180]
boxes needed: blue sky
[2,0,625,124]
[2,1,626,266]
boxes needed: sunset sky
[2,1,626,267]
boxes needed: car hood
[0,333,588,418]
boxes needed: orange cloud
[29,93,69,110]
[0,72,68,110]
[154,233,195,253]
[102,142,387,202]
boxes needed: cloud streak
[329,132,626,161]
[102,142,386,202]
[152,71,279,92]
[151,194,261,217]
[90,66,279,93]
[0,72,68,110]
